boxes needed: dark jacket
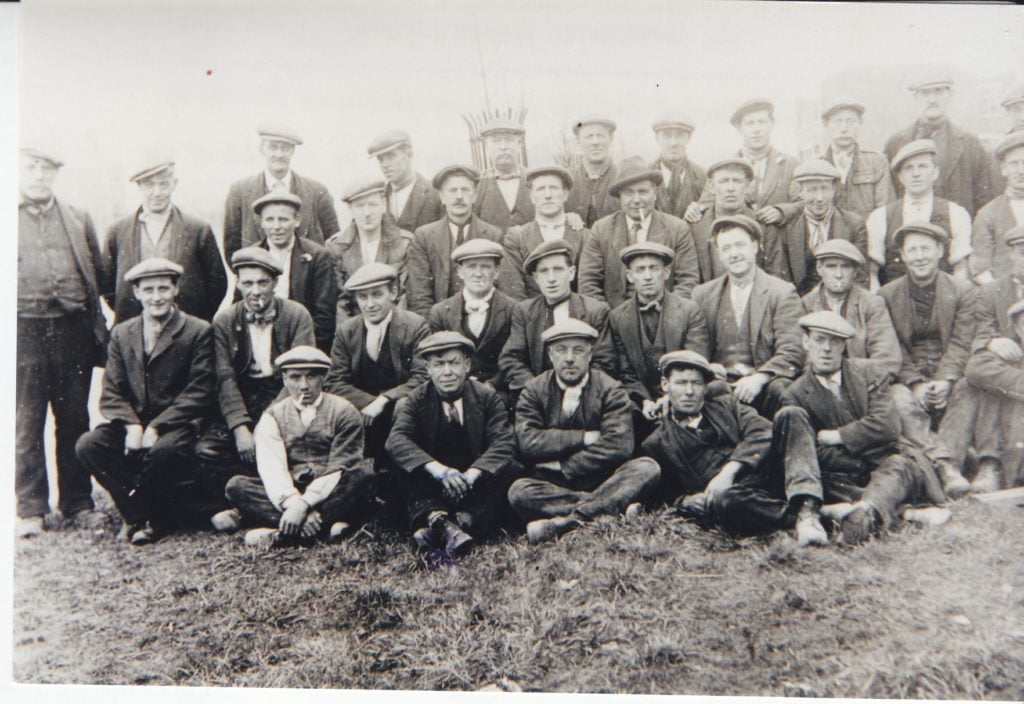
[473,175,534,231]
[565,161,620,228]
[325,220,413,320]
[969,195,1021,280]
[426,289,515,388]
[104,205,227,323]
[497,220,592,300]
[822,144,896,218]
[697,147,802,222]
[775,207,867,293]
[971,273,1020,353]
[650,157,707,219]
[689,204,780,284]
[386,172,444,233]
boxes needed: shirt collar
[555,372,590,393]
[627,212,653,230]
[448,219,471,237]
[264,170,293,192]
[139,206,172,226]
[805,207,835,227]
[364,309,393,331]
[905,192,934,209]
[19,195,55,214]
[815,369,843,386]
[672,410,702,428]
[292,393,324,412]
[268,236,296,256]
[536,214,566,229]
[463,288,494,306]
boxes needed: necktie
[835,152,851,184]
[822,375,841,398]
[444,401,462,426]
[270,179,287,193]
[630,219,643,244]
[143,321,163,355]
[561,384,583,418]
[808,218,827,251]
[455,223,467,247]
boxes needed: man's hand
[278,495,310,536]
[141,426,159,450]
[732,372,771,404]
[426,462,470,501]
[710,362,729,381]
[300,510,322,538]
[233,426,256,464]
[754,205,783,225]
[988,336,1023,363]
[361,395,389,424]
[464,468,483,488]
[704,461,742,504]
[641,399,662,421]
[124,424,144,453]
[817,429,843,446]
[683,202,705,224]
[910,381,931,407]
[926,380,952,409]
[583,430,601,446]
[565,212,585,231]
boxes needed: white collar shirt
[267,238,294,298]
[264,170,293,194]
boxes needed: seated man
[224,346,376,548]
[76,259,215,545]
[427,239,515,391]
[198,247,315,531]
[969,131,1024,286]
[386,332,519,555]
[507,320,660,544]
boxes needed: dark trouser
[224,465,377,533]
[364,401,397,467]
[749,376,792,420]
[402,467,514,535]
[75,423,212,529]
[16,314,97,518]
[890,381,976,469]
[507,457,660,522]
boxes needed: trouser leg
[890,383,955,465]
[404,468,449,529]
[773,406,823,503]
[507,475,587,522]
[937,378,978,470]
[316,465,377,528]
[225,475,282,527]
[860,453,921,527]
[709,474,792,535]
[15,318,52,518]
[49,317,97,516]
[363,403,395,467]
[972,388,1004,464]
[572,458,661,520]
[76,424,149,525]
[753,376,793,419]
[194,419,255,516]
[134,425,203,530]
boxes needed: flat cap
[798,310,857,339]
[252,191,302,215]
[1007,300,1024,322]
[340,175,386,204]
[275,345,331,371]
[367,129,412,158]
[525,165,573,190]
[257,123,303,146]
[894,221,949,249]
[129,160,175,183]
[541,319,599,346]
[711,214,764,243]
[891,139,938,171]
[452,238,504,263]
[432,164,481,190]
[1001,83,1024,109]
[909,77,953,92]
[1003,225,1024,247]
[609,156,663,198]
[793,158,843,183]
[658,350,714,381]
[20,147,63,168]
[523,239,576,274]
[620,241,674,266]
[480,117,525,137]
[821,98,865,122]
[417,330,477,359]
[572,116,617,136]
[345,262,398,292]
[124,257,184,284]
[652,117,695,133]
[707,157,754,181]
[994,131,1024,162]
[231,246,283,276]
[730,98,774,127]
[813,239,866,267]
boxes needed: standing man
[224,123,339,260]
[473,117,533,231]
[368,129,443,233]
[105,159,227,324]
[565,116,619,228]
[508,320,660,544]
[579,156,700,307]
[251,192,337,352]
[649,116,706,219]
[819,98,895,218]
[970,132,1024,285]
[17,147,110,537]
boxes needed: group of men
[16,76,1024,555]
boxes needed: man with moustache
[406,165,503,316]
[565,116,620,228]
[971,132,1024,285]
[105,159,227,324]
[368,129,443,233]
[473,117,534,231]
[819,99,895,218]
[224,123,339,259]
[649,116,706,219]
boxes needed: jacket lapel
[148,308,186,363]
[56,201,99,298]
[463,382,484,459]
[126,317,145,372]
[944,127,966,185]
[747,269,771,343]
[788,217,807,286]
[997,275,1015,335]
[290,238,308,304]
[620,298,647,372]
[478,291,509,348]
[934,272,956,348]
[388,310,406,375]
[528,298,546,373]
[233,302,253,368]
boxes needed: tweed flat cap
[609,156,663,198]
[793,158,843,182]
[417,330,477,359]
[652,117,695,133]
[813,239,866,267]
[730,98,774,127]
[523,239,576,274]
[480,117,525,137]
[252,192,302,215]
[572,116,617,136]
[275,345,331,371]
[707,157,754,181]
[452,238,504,263]
[124,257,184,284]
[231,246,283,276]
[20,147,63,168]
[432,164,481,190]
[821,98,865,122]
[345,262,398,291]
[620,241,674,266]
[658,350,714,381]
[799,311,857,339]
[525,165,574,190]
[891,139,938,171]
[711,214,764,243]
[994,131,1024,163]
[340,175,386,204]
[1007,300,1024,322]
[129,160,175,183]
[367,129,412,158]
[894,221,949,249]
[541,319,599,346]
[909,77,953,92]
[1002,84,1024,109]
[1003,225,1024,247]
[257,123,303,146]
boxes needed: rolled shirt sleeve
[947,202,973,265]
[253,412,300,510]
[865,206,887,267]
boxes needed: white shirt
[728,275,755,322]
[550,298,571,325]
[246,317,274,377]
[865,194,973,267]
[805,209,835,251]
[556,372,590,418]
[660,162,687,190]
[675,412,702,429]
[443,398,464,425]
[742,150,770,198]
[359,232,382,266]
[627,212,653,243]
[389,180,414,221]
[364,310,393,361]
[267,238,294,298]
[138,207,172,252]
[463,288,493,337]
[832,147,855,184]
[264,170,293,194]
[1010,197,1024,224]
[815,370,843,398]
[536,217,567,242]
[496,177,520,211]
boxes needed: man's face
[625,255,669,300]
[282,369,325,406]
[799,178,837,220]
[655,127,691,163]
[456,257,500,297]
[439,175,476,222]
[898,154,939,198]
[1008,241,1024,278]
[350,192,387,233]
[1000,146,1024,193]
[619,180,657,220]
[138,173,177,214]
[532,253,575,302]
[824,109,861,150]
[548,338,592,385]
[426,349,471,397]
[529,175,567,218]
[711,167,750,212]
[715,227,759,279]
[738,109,773,151]
[133,275,178,320]
[913,87,952,121]
[354,283,396,324]
[816,257,857,296]
[259,139,295,177]
[803,330,846,375]
[235,266,277,313]
[661,367,706,417]
[484,131,522,171]
[900,232,943,282]
[576,124,613,165]
[376,146,413,183]
[19,155,58,202]
[260,204,300,248]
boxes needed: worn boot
[936,460,971,500]
[526,515,582,544]
[970,459,1001,494]
[839,502,880,545]
[794,498,828,547]
[211,509,242,533]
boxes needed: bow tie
[465,300,489,314]
[671,410,701,426]
[638,299,662,313]
[245,304,277,327]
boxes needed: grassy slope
[13,496,1024,697]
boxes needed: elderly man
[971,132,1024,285]
[326,175,413,321]
[692,215,804,418]
[406,165,503,316]
[427,239,515,391]
[867,139,973,287]
[775,159,868,294]
[499,165,591,299]
[17,147,110,537]
[473,117,533,231]
[508,320,660,543]
[565,116,620,228]
[819,98,895,217]
[386,332,519,554]
[649,117,706,219]
[224,123,338,259]
[224,346,375,548]
[885,77,993,217]
[75,259,215,545]
[579,156,700,307]
[368,129,443,233]
[105,159,227,324]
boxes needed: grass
[12,491,1024,697]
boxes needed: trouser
[16,314,97,518]
[363,401,396,468]
[402,466,516,534]
[749,375,792,420]
[507,457,660,522]
[224,464,377,533]
[890,381,975,469]
[76,423,211,529]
